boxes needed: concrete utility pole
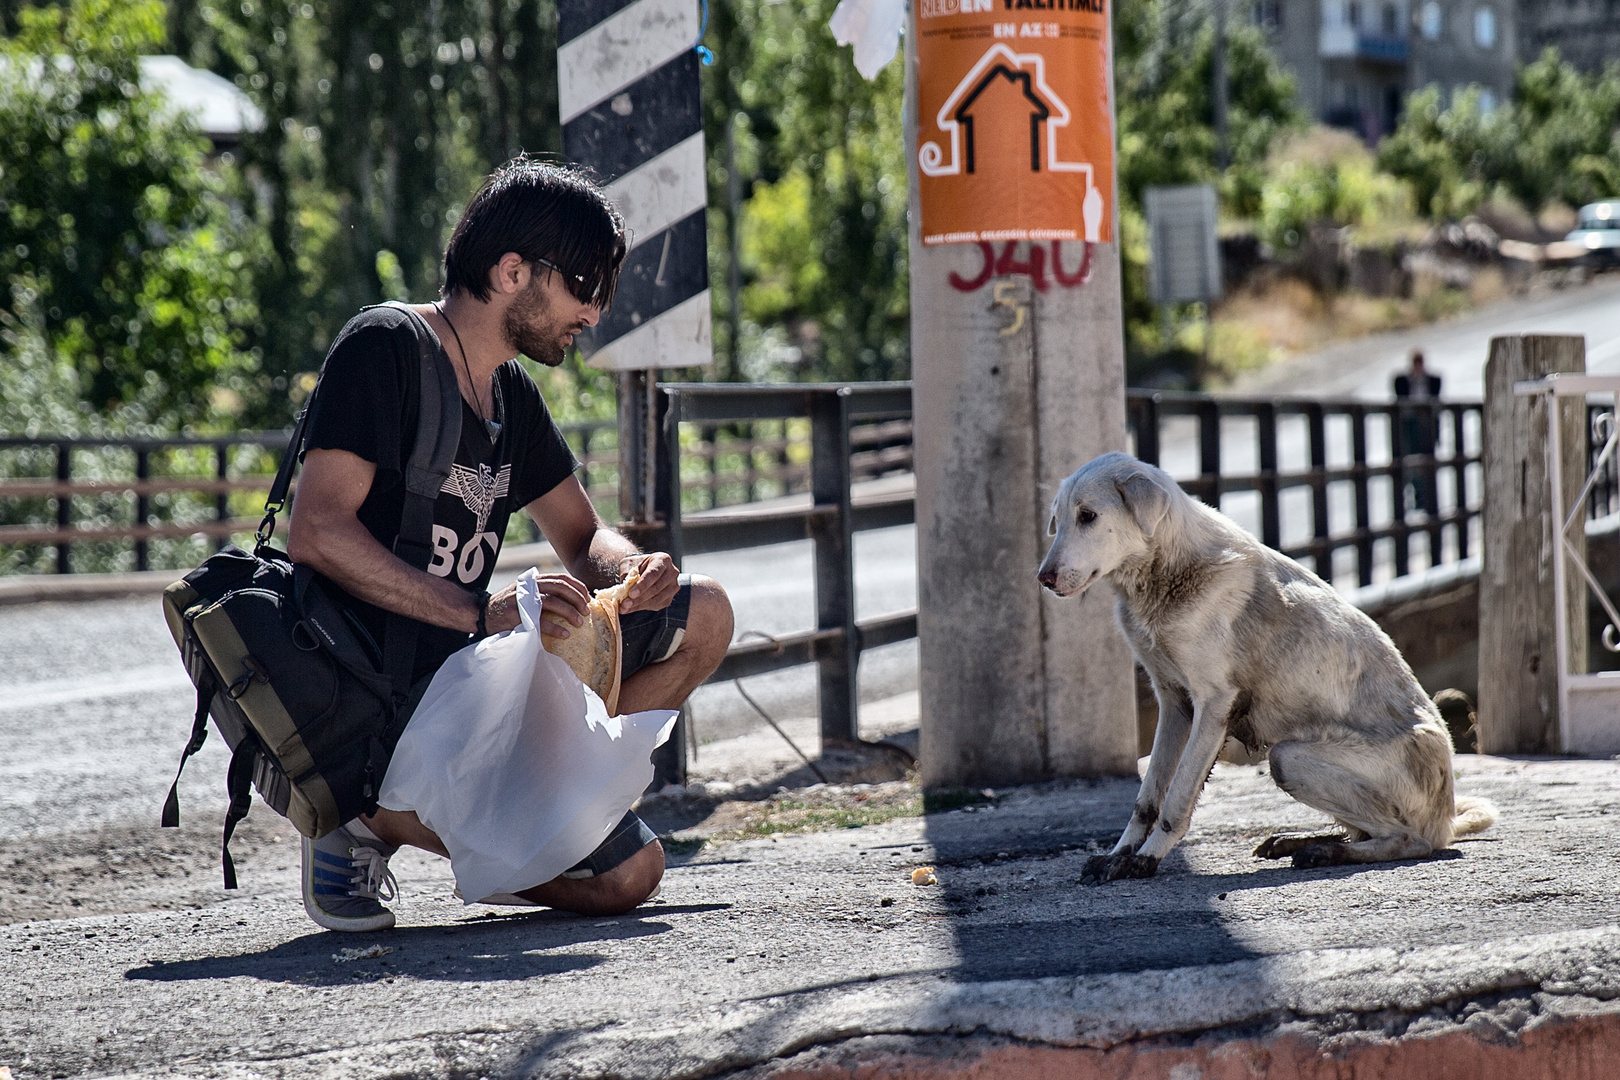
[1478,334,1586,755]
[906,9,1138,787]
[558,0,713,785]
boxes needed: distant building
[1516,0,1620,77]
[1257,0,1516,142]
[3,54,262,152]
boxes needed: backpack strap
[254,401,312,553]
[160,668,217,828]
[220,741,257,889]
[374,303,463,787]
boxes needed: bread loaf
[540,573,637,714]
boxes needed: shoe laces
[347,844,398,903]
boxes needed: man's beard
[501,277,574,367]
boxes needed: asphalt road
[7,755,1620,1078]
[1233,273,1620,401]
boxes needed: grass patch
[728,796,924,839]
[663,779,1008,847]
[672,781,925,844]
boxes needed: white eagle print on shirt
[427,462,512,584]
[441,462,511,535]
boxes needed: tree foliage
[1379,50,1620,220]
[1112,0,1301,363]
[165,0,564,424]
[0,0,261,430]
[705,0,908,383]
[0,0,1319,432]
[1259,129,1410,250]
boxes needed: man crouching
[287,159,733,930]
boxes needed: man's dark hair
[442,157,627,308]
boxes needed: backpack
[159,302,463,888]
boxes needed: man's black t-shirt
[301,305,578,682]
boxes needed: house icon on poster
[920,42,1105,241]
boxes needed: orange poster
[915,0,1114,246]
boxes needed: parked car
[1567,201,1620,263]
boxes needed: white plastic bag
[378,569,677,904]
[829,0,906,80]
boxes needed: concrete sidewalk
[6,750,1620,1079]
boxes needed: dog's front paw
[1081,853,1158,885]
[1124,854,1159,879]
[1292,843,1350,869]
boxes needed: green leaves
[1112,0,1300,370]
[704,0,909,383]
[1378,50,1620,221]
[0,0,262,432]
[1259,132,1410,250]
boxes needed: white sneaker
[301,823,398,932]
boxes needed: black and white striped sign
[559,0,713,370]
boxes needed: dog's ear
[1116,472,1171,538]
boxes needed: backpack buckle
[226,656,269,700]
[254,506,280,548]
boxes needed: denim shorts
[617,574,693,680]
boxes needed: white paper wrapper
[378,569,676,903]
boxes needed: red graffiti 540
[948,241,1094,293]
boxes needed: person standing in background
[1393,350,1442,516]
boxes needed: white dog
[1036,452,1496,882]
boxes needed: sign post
[908,0,1137,786]
[558,0,713,785]
[1145,183,1222,379]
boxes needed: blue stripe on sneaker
[312,884,351,896]
[313,866,351,885]
[313,849,353,868]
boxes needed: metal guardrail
[650,385,1497,767]
[1127,392,1486,588]
[0,417,914,573]
[651,383,917,755]
[0,432,294,573]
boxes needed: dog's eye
[1077,507,1097,526]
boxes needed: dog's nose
[1037,566,1059,591]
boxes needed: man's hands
[616,552,679,614]
[480,574,591,637]
[478,552,676,638]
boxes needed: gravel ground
[7,753,1620,1079]
[8,598,1620,1079]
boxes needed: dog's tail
[1452,795,1498,837]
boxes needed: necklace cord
[435,301,492,430]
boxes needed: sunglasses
[531,257,590,297]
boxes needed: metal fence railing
[15,382,1609,787]
[648,383,918,757]
[1125,392,1488,588]
[2,416,916,575]
[0,433,294,574]
[1585,404,1620,520]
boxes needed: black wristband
[475,590,491,640]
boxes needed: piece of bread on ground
[540,573,638,714]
